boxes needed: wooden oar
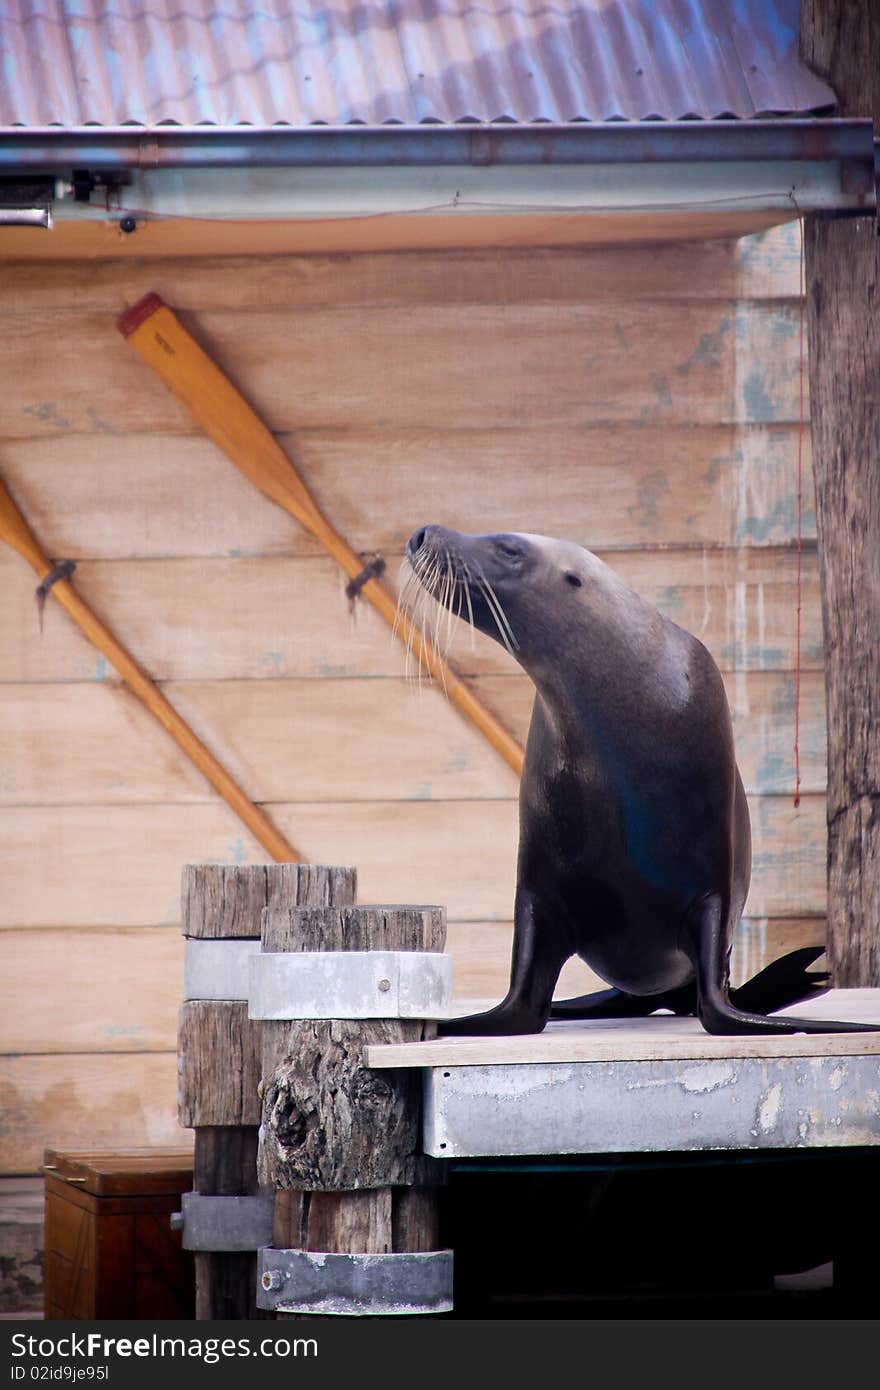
[119,293,525,777]
[0,474,300,862]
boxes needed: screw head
[377,978,392,992]
[169,1211,184,1231]
[261,1269,285,1292]
[119,215,137,234]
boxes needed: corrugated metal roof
[0,0,835,130]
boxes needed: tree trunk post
[255,904,453,1317]
[801,0,880,983]
[177,863,356,1319]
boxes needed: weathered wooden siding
[0,223,824,1174]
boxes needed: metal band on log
[183,938,261,1001]
[177,863,356,1320]
[248,949,452,1020]
[257,904,452,1317]
[257,1248,454,1317]
[178,1193,276,1252]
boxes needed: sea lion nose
[407,525,436,557]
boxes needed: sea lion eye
[564,572,583,587]
[496,541,522,560]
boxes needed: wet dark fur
[406,525,876,1037]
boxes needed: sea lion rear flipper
[549,988,656,1020]
[731,945,830,1015]
[688,895,880,1036]
[549,983,697,1020]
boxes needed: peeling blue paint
[703,450,736,486]
[756,750,791,792]
[678,315,732,372]
[734,497,799,543]
[228,838,247,864]
[86,408,117,434]
[259,651,284,674]
[719,643,787,668]
[23,402,72,429]
[769,311,798,343]
[656,584,683,614]
[741,366,777,422]
[738,220,800,267]
[106,1025,143,1038]
[772,677,796,716]
[93,656,108,682]
[628,471,670,528]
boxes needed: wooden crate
[43,1147,195,1320]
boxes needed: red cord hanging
[793,217,806,808]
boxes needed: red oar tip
[117,291,166,338]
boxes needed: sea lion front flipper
[438,886,569,1036]
[687,894,880,1036]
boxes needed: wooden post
[801,0,880,983]
[257,905,450,1317]
[178,863,356,1319]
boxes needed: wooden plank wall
[0,222,825,1173]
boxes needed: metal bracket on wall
[256,1246,454,1315]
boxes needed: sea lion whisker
[440,547,458,667]
[460,558,477,650]
[478,570,518,652]
[434,559,451,693]
[393,561,420,645]
[403,558,433,688]
[475,574,518,655]
[413,569,429,669]
[397,562,425,683]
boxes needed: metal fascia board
[423,1055,880,1158]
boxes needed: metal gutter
[0,119,872,173]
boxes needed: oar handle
[0,477,52,577]
[119,293,332,543]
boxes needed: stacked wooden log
[256,903,451,1317]
[178,862,356,1319]
[178,866,451,1317]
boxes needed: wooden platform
[364,989,880,1068]
[364,990,880,1160]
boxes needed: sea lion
[403,524,878,1037]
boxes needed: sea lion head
[403,523,594,680]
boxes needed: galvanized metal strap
[247,950,452,1020]
[183,937,260,1001]
[256,1247,453,1315]
[174,1192,275,1251]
